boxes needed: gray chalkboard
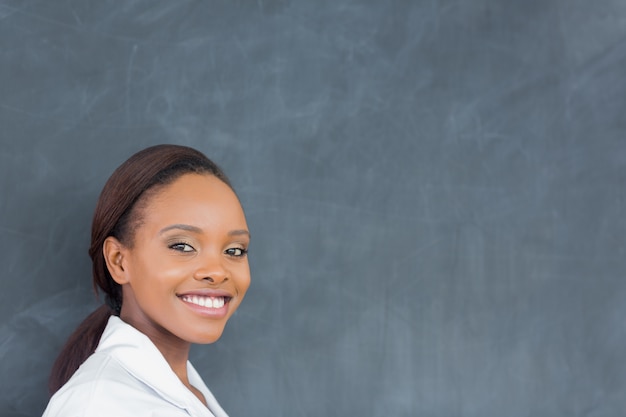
[1,0,626,416]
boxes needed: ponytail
[48,305,112,395]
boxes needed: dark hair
[48,144,232,395]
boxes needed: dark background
[1,1,626,416]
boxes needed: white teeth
[182,295,225,309]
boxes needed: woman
[43,144,250,417]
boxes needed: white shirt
[42,316,228,417]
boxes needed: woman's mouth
[180,294,229,308]
[178,292,233,318]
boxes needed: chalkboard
[1,0,626,416]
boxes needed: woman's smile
[177,289,234,318]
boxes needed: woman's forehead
[140,174,246,228]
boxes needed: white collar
[96,316,228,417]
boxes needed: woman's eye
[225,247,248,257]
[170,243,195,253]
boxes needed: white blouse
[42,316,228,417]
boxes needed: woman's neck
[120,314,192,386]
[119,313,207,406]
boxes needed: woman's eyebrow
[228,229,250,238]
[158,224,203,235]
[158,224,250,238]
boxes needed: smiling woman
[42,145,250,417]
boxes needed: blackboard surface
[1,1,626,416]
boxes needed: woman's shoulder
[42,353,190,417]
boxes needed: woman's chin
[191,328,226,345]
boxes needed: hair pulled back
[48,144,232,395]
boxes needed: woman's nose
[193,253,228,283]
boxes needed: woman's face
[107,173,250,347]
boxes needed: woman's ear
[103,237,130,285]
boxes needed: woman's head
[92,144,251,344]
[89,144,235,313]
[102,171,250,346]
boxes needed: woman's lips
[177,290,232,317]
